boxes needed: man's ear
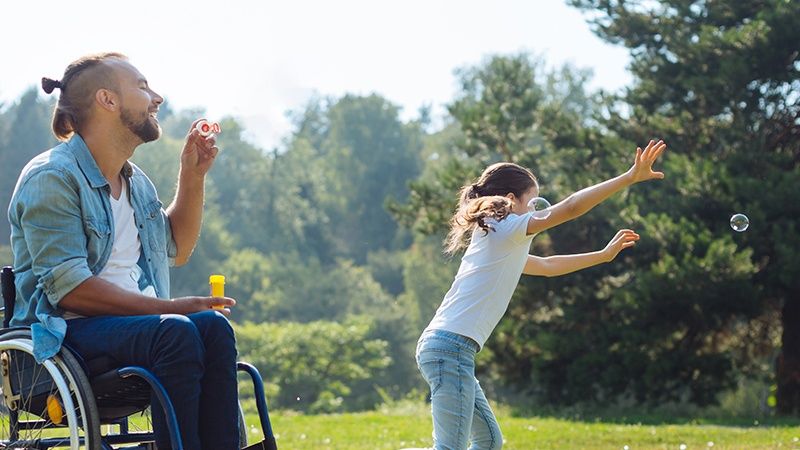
[95,89,118,112]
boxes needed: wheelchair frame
[1,266,278,450]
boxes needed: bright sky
[0,0,632,150]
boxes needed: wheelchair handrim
[0,338,86,449]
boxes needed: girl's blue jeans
[416,329,503,450]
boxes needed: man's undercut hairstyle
[42,52,128,141]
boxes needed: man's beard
[121,107,161,143]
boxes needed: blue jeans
[64,311,239,450]
[416,330,503,450]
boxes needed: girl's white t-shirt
[424,212,534,350]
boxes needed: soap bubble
[730,213,749,232]
[527,197,552,220]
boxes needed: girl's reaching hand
[603,229,640,262]
[628,139,666,183]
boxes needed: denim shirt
[7,134,177,362]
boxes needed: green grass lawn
[243,405,800,450]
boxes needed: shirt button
[139,224,143,229]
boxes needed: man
[8,53,239,450]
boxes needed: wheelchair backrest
[2,266,15,328]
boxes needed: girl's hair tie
[469,184,482,198]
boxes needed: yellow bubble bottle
[209,275,225,310]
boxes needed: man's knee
[153,314,204,362]
[190,310,236,343]
[158,314,200,336]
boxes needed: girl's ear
[505,193,516,202]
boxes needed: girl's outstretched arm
[526,139,666,236]
[523,229,639,277]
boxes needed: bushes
[235,316,391,413]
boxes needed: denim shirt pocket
[83,217,111,266]
[144,200,167,255]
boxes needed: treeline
[1,0,798,415]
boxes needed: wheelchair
[0,266,278,450]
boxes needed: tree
[571,0,800,413]
[0,88,56,245]
[290,95,424,263]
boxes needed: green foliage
[231,251,394,323]
[235,317,391,413]
[395,235,459,332]
[397,24,797,410]
[215,248,273,322]
[450,53,545,162]
[3,7,796,414]
[0,88,57,244]
[287,95,423,263]
[569,0,800,412]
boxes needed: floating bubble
[730,213,749,232]
[527,197,552,220]
[296,396,301,402]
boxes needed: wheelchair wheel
[238,402,248,448]
[0,330,101,449]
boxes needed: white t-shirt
[424,212,534,349]
[63,180,155,320]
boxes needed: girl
[416,140,667,450]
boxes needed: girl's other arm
[526,139,666,236]
[523,229,639,277]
